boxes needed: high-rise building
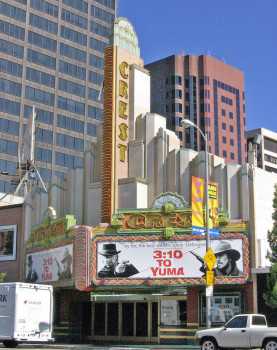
[0,0,116,193]
[145,55,246,164]
[246,128,277,174]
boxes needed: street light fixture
[181,118,211,328]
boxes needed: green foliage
[264,263,277,308]
[0,272,6,282]
[267,184,277,263]
[264,184,277,308]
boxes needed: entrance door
[93,300,159,343]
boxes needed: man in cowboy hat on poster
[98,243,139,278]
[214,241,242,276]
[56,248,73,280]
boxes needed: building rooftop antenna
[14,106,47,196]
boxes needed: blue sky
[118,0,276,131]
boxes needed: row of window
[0,1,26,22]
[0,19,25,40]
[56,151,83,168]
[0,38,24,58]
[0,78,21,97]
[222,150,235,160]
[28,31,57,52]
[221,95,233,106]
[94,0,115,9]
[25,86,55,106]
[29,13,58,34]
[222,136,234,146]
[30,0,58,18]
[216,80,237,95]
[56,133,84,151]
[0,58,22,77]
[222,123,234,133]
[166,90,182,99]
[0,139,17,155]
[166,75,182,86]
[61,8,87,29]
[91,5,114,23]
[63,0,88,14]
[222,109,234,119]
[24,105,54,125]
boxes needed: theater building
[71,194,252,344]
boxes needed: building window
[61,9,88,29]
[0,38,23,58]
[223,150,227,158]
[60,26,87,46]
[0,19,25,40]
[230,125,234,133]
[57,96,85,115]
[0,58,22,77]
[0,97,20,116]
[26,67,55,88]
[58,78,85,98]
[0,1,26,22]
[55,151,83,168]
[90,21,111,38]
[171,75,182,85]
[27,49,56,70]
[30,0,58,17]
[35,147,52,163]
[36,127,53,144]
[28,31,57,52]
[0,159,17,174]
[57,114,84,133]
[230,139,234,146]
[0,118,19,135]
[91,5,114,23]
[222,136,227,144]
[25,86,54,106]
[230,152,235,160]
[88,105,102,120]
[0,139,18,155]
[0,78,21,97]
[90,37,107,53]
[63,0,88,13]
[24,105,53,125]
[60,43,86,63]
[89,54,104,69]
[229,111,233,119]
[29,14,58,34]
[88,88,100,102]
[89,71,103,86]
[222,123,226,130]
[94,0,115,9]
[59,60,86,80]
[56,133,84,151]
[87,123,96,136]
[222,109,226,116]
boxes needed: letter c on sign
[119,62,129,79]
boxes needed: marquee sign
[91,233,249,287]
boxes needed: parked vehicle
[196,314,277,350]
[0,283,54,348]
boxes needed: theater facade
[73,194,252,344]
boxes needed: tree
[264,184,277,308]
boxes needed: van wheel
[3,340,18,348]
[201,338,218,350]
[264,339,277,350]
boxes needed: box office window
[161,299,187,326]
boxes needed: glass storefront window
[201,293,242,326]
[161,299,187,326]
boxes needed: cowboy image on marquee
[190,240,242,277]
[97,243,139,278]
[55,248,73,280]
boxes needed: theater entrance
[91,298,159,343]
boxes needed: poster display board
[0,225,17,261]
[26,244,73,283]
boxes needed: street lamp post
[181,119,211,328]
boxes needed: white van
[0,283,54,348]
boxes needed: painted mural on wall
[0,225,17,261]
[25,244,73,283]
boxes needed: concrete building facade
[145,55,246,165]
[247,128,277,174]
[0,0,116,192]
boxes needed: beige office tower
[101,17,150,223]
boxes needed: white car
[196,314,277,350]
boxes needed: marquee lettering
[119,80,128,99]
[119,61,129,79]
[118,144,127,162]
[118,123,128,141]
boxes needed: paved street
[0,344,199,350]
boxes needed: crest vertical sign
[101,18,143,223]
